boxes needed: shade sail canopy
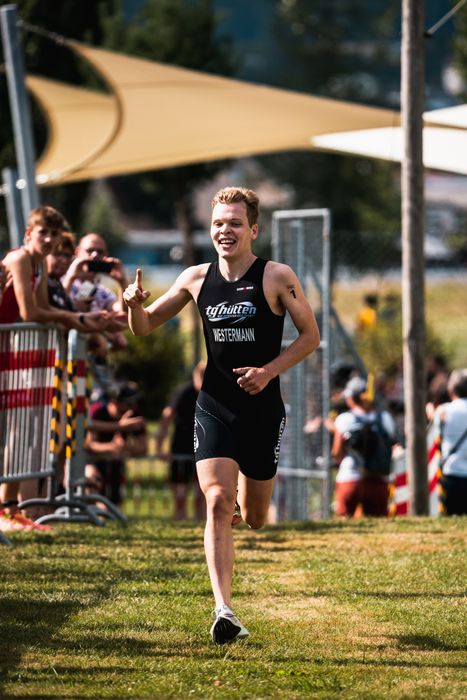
[424,104,467,129]
[29,41,400,185]
[311,125,467,175]
[27,75,119,183]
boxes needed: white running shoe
[210,604,249,644]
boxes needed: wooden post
[401,0,428,514]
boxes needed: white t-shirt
[334,409,395,483]
[434,398,467,477]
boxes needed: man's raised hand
[123,268,151,308]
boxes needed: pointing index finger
[136,268,142,290]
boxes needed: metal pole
[321,210,331,518]
[1,4,40,223]
[2,167,24,247]
[401,0,428,514]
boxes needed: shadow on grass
[238,589,466,600]
[0,598,83,694]
[395,634,467,653]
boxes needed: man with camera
[63,233,128,313]
[62,233,128,346]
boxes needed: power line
[17,19,69,46]
[425,0,467,38]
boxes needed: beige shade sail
[311,124,467,175]
[30,40,400,185]
[26,75,119,183]
[424,104,467,129]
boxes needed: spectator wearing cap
[331,375,396,517]
[85,381,147,504]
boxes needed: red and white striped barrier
[0,324,65,482]
[390,423,441,516]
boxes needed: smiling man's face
[210,201,258,260]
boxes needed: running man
[123,187,320,644]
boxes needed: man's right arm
[124,267,196,336]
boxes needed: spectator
[156,361,207,521]
[0,261,9,306]
[379,292,399,323]
[332,376,396,517]
[426,353,450,419]
[0,207,108,532]
[62,232,129,348]
[60,230,130,397]
[85,381,147,505]
[47,231,76,311]
[433,368,467,515]
[355,293,378,332]
[0,208,105,330]
[87,332,114,402]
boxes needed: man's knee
[205,487,234,520]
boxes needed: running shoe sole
[210,615,249,644]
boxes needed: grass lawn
[0,517,466,699]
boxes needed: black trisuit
[195,257,286,480]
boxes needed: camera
[87,260,114,274]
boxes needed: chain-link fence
[271,209,334,520]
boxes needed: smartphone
[74,280,98,301]
[87,260,114,274]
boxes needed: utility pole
[401,0,428,514]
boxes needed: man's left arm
[234,264,320,395]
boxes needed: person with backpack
[433,368,467,515]
[331,375,396,517]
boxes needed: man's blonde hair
[27,206,69,232]
[211,187,259,226]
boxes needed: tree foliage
[80,182,126,255]
[253,0,402,270]
[113,323,186,420]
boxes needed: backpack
[344,413,394,475]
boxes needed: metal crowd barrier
[0,324,126,545]
[25,329,127,528]
[0,323,66,544]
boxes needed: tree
[251,0,402,271]
[81,181,126,254]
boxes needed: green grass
[1,517,466,699]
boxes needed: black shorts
[194,390,286,481]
